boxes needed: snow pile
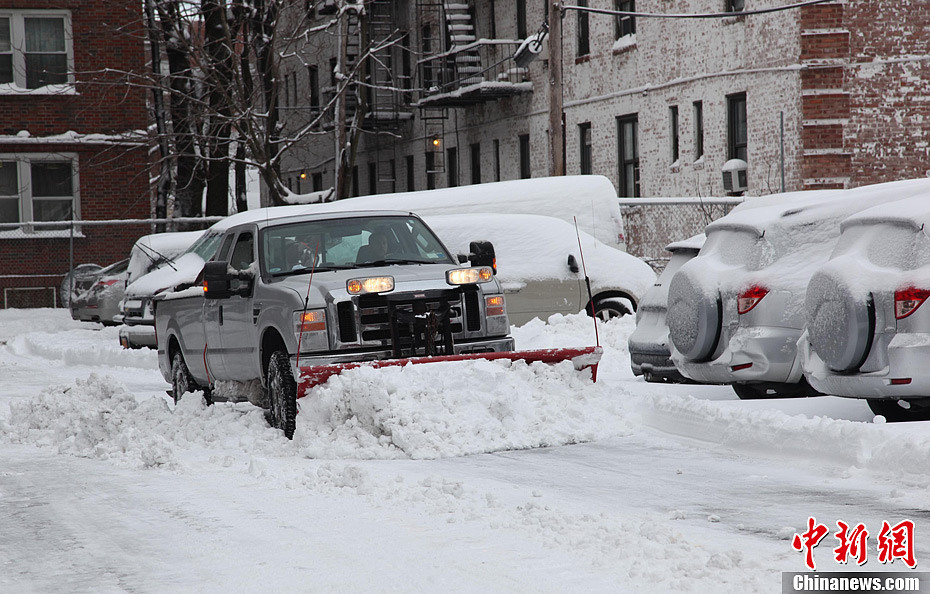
[6,327,157,370]
[294,356,633,459]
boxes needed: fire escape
[413,1,532,178]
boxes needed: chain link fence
[619,198,745,272]
[0,218,222,309]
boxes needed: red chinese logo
[792,517,917,570]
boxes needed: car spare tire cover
[667,270,721,362]
[806,272,873,373]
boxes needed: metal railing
[618,197,744,271]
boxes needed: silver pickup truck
[154,209,514,437]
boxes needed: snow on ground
[0,309,928,592]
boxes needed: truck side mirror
[469,241,496,274]
[567,254,580,273]
[202,261,233,299]
[457,254,469,264]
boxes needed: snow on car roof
[708,178,930,237]
[841,188,930,231]
[338,175,626,249]
[425,213,654,301]
[126,230,203,284]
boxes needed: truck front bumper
[291,336,516,368]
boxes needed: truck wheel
[266,350,297,439]
[171,351,193,404]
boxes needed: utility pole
[548,2,564,177]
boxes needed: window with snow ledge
[613,0,636,52]
[0,11,73,93]
[0,153,80,234]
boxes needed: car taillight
[737,286,769,315]
[894,287,930,319]
[94,279,119,290]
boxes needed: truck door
[203,233,236,381]
[217,230,261,381]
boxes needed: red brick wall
[0,1,152,306]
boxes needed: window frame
[518,134,531,179]
[614,0,636,39]
[578,122,592,175]
[447,146,459,187]
[669,105,679,163]
[576,0,590,57]
[0,10,74,91]
[616,115,640,197]
[727,92,748,162]
[693,101,704,160]
[0,152,79,227]
[470,142,481,185]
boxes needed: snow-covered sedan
[69,258,129,325]
[425,213,655,326]
[628,234,703,383]
[801,193,930,420]
[667,178,930,399]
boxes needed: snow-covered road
[0,309,926,593]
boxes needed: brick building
[275,0,930,202]
[0,1,151,307]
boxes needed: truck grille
[356,290,464,342]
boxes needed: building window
[368,162,377,195]
[517,0,527,39]
[387,159,396,193]
[669,105,679,163]
[308,66,320,113]
[352,165,359,197]
[519,134,531,179]
[421,25,433,91]
[617,115,640,197]
[447,147,458,187]
[577,0,590,57]
[425,152,436,190]
[312,172,323,192]
[0,155,78,223]
[727,92,748,161]
[614,0,635,38]
[470,143,481,185]
[493,140,501,181]
[488,0,497,39]
[693,101,704,160]
[578,122,592,175]
[406,155,415,191]
[0,13,72,89]
[726,0,746,12]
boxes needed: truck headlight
[447,267,494,285]
[347,276,394,295]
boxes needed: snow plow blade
[297,346,603,397]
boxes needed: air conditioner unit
[722,159,748,194]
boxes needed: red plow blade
[297,346,603,397]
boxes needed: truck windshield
[262,215,454,276]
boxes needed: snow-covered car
[800,192,930,420]
[667,179,930,399]
[424,213,655,327]
[628,234,704,383]
[60,263,103,308]
[116,230,208,348]
[69,258,129,325]
[338,175,628,251]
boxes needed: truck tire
[266,350,297,439]
[171,351,193,404]
[170,350,213,406]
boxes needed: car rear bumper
[119,324,156,349]
[675,325,803,385]
[802,331,930,399]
